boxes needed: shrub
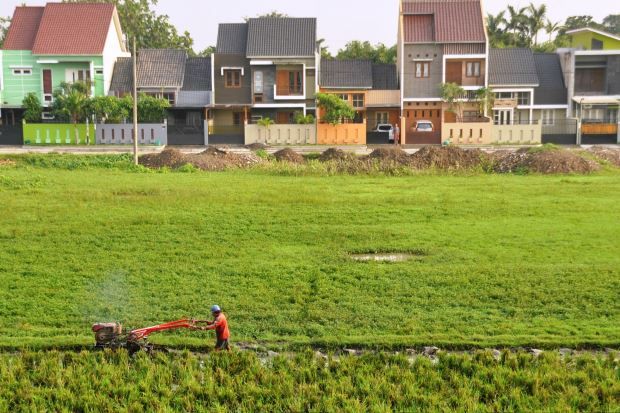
[22,93,42,123]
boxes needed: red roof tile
[404,15,435,43]
[402,0,486,43]
[31,3,116,55]
[2,7,45,50]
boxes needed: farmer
[203,305,230,351]
[394,123,401,145]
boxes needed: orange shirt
[207,313,230,340]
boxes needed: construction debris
[273,148,305,163]
[319,148,355,162]
[410,146,488,170]
[139,147,261,171]
[587,146,620,167]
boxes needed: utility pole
[132,37,138,165]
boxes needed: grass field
[1,157,619,350]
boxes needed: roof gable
[137,49,187,88]
[2,6,44,50]
[566,28,620,42]
[246,18,316,57]
[216,23,248,54]
[31,3,116,55]
[182,57,212,91]
[489,48,539,86]
[402,0,486,44]
[320,59,373,89]
[533,53,567,105]
[372,64,399,90]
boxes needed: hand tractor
[92,318,209,354]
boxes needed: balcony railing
[446,116,491,124]
[274,85,304,98]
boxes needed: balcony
[274,68,305,100]
[274,85,304,99]
[445,59,485,88]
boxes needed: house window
[352,94,364,108]
[66,69,91,83]
[144,92,175,106]
[289,71,302,94]
[233,112,243,125]
[583,108,603,121]
[12,68,32,76]
[253,71,263,94]
[376,112,389,125]
[225,70,242,88]
[337,94,349,102]
[463,111,480,121]
[541,110,555,126]
[592,39,604,50]
[517,92,530,106]
[95,69,104,75]
[466,62,481,77]
[415,62,429,78]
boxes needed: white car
[415,120,434,132]
[374,124,395,142]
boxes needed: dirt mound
[186,147,261,171]
[527,150,600,174]
[368,148,410,163]
[410,146,488,170]
[0,159,16,167]
[492,148,600,174]
[319,148,355,162]
[139,147,261,171]
[139,148,186,169]
[274,148,305,163]
[587,147,620,167]
[245,143,269,151]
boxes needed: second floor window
[225,70,242,88]
[415,62,429,78]
[466,62,481,77]
[352,94,364,108]
[338,94,349,102]
[517,92,530,106]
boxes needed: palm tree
[486,11,506,47]
[528,3,548,46]
[544,19,561,42]
[53,82,90,143]
[506,5,528,46]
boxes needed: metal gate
[0,124,23,145]
[542,119,577,145]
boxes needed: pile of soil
[140,146,261,171]
[0,159,16,167]
[410,146,488,170]
[274,148,305,163]
[492,148,600,174]
[187,147,261,171]
[139,148,187,169]
[587,147,620,167]
[368,148,410,164]
[319,148,354,162]
[245,143,269,151]
[526,150,600,174]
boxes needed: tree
[336,41,397,64]
[562,16,603,33]
[0,16,10,48]
[440,83,466,120]
[317,38,332,60]
[487,11,507,47]
[245,11,289,21]
[22,93,42,123]
[52,82,91,143]
[257,117,274,128]
[602,15,620,34]
[474,88,495,117]
[62,0,195,53]
[294,112,315,125]
[527,3,547,46]
[89,95,131,123]
[544,19,561,43]
[197,46,216,57]
[137,93,170,123]
[316,93,356,125]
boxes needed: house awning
[573,96,620,105]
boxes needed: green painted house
[0,3,129,124]
[566,28,620,51]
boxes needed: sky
[0,0,617,52]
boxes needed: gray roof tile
[216,23,248,54]
[489,48,539,86]
[246,18,316,57]
[182,57,211,91]
[372,64,399,90]
[533,53,567,105]
[320,59,373,88]
[109,57,132,93]
[137,49,186,88]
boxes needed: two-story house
[398,0,489,144]
[488,48,570,143]
[0,3,130,126]
[558,46,620,144]
[210,17,318,144]
[319,58,400,144]
[109,49,212,145]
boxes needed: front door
[446,62,462,84]
[494,109,512,125]
[42,69,53,103]
[276,112,292,124]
